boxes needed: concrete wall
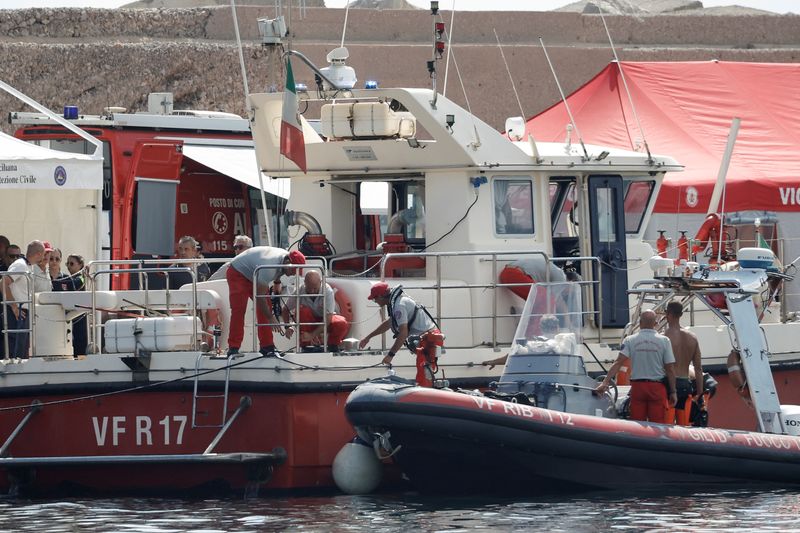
[0,7,798,133]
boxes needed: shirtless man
[664,301,703,425]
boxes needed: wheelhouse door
[588,175,628,328]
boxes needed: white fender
[332,438,382,495]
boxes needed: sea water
[0,488,798,532]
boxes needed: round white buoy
[332,439,382,495]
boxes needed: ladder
[726,292,785,434]
[192,354,233,428]
[627,270,786,434]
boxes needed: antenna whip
[539,36,588,160]
[599,12,652,162]
[493,28,525,119]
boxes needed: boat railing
[658,233,791,324]
[253,258,334,354]
[376,250,603,348]
[87,266,198,354]
[89,257,224,293]
[625,278,747,339]
[626,263,793,342]
[328,250,386,277]
[85,258,229,355]
[0,271,35,359]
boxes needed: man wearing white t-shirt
[596,310,677,423]
[3,240,45,358]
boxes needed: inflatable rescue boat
[346,268,800,493]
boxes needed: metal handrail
[372,249,603,349]
[252,258,331,353]
[88,266,198,354]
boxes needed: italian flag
[280,57,307,173]
[757,231,770,250]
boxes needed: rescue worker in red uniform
[499,257,568,336]
[359,282,444,387]
[226,247,306,356]
[282,270,349,352]
[595,310,677,423]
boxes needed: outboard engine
[781,405,800,436]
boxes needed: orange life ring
[692,213,729,264]
[331,284,354,324]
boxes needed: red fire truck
[10,93,289,287]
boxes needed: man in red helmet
[359,282,444,387]
[226,246,306,356]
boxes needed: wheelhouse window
[402,182,426,242]
[595,186,616,243]
[623,179,656,234]
[494,177,535,235]
[549,179,577,238]
[132,178,178,256]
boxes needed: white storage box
[104,316,200,353]
[320,102,354,139]
[320,102,416,139]
[352,102,415,138]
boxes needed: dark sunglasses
[233,244,246,250]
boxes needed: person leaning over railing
[359,282,444,388]
[225,246,306,357]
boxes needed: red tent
[526,61,800,213]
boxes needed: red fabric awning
[526,61,800,213]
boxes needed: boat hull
[346,381,800,493]
[0,386,350,496]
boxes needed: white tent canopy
[0,131,102,190]
[0,78,104,269]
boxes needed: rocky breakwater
[0,6,798,134]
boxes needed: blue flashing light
[365,80,379,89]
[63,105,78,120]
[295,83,308,92]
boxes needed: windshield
[510,282,582,356]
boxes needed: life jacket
[386,286,439,345]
